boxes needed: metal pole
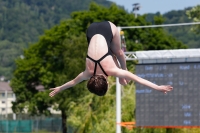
[13,94,16,120]
[5,90,8,133]
[116,27,121,133]
[135,13,137,18]
[120,22,200,29]
[116,77,121,133]
[5,90,7,118]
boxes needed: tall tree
[11,3,187,133]
[11,20,89,133]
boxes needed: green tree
[186,5,200,34]
[11,20,89,133]
[11,3,187,133]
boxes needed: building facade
[0,81,60,117]
[0,82,15,116]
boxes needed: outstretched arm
[111,68,173,93]
[49,71,89,97]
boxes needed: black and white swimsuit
[86,21,113,76]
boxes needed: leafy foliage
[186,5,200,34]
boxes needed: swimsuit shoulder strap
[86,52,109,76]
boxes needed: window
[1,93,5,97]
[1,108,5,111]
[1,101,5,104]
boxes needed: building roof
[0,82,12,92]
[125,49,200,64]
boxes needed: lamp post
[132,3,140,18]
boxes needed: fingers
[49,91,55,97]
[49,88,58,97]
[124,80,127,85]
[164,85,173,94]
[159,85,173,94]
[161,85,173,91]
[170,86,173,90]
[126,79,131,84]
[49,89,55,97]
[120,80,127,85]
[166,85,173,91]
[119,78,128,85]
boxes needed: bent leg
[109,22,127,70]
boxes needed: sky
[109,0,200,14]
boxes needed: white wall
[0,91,15,115]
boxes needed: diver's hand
[49,87,61,97]
[157,85,173,94]
[119,78,128,85]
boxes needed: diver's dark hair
[87,75,108,96]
